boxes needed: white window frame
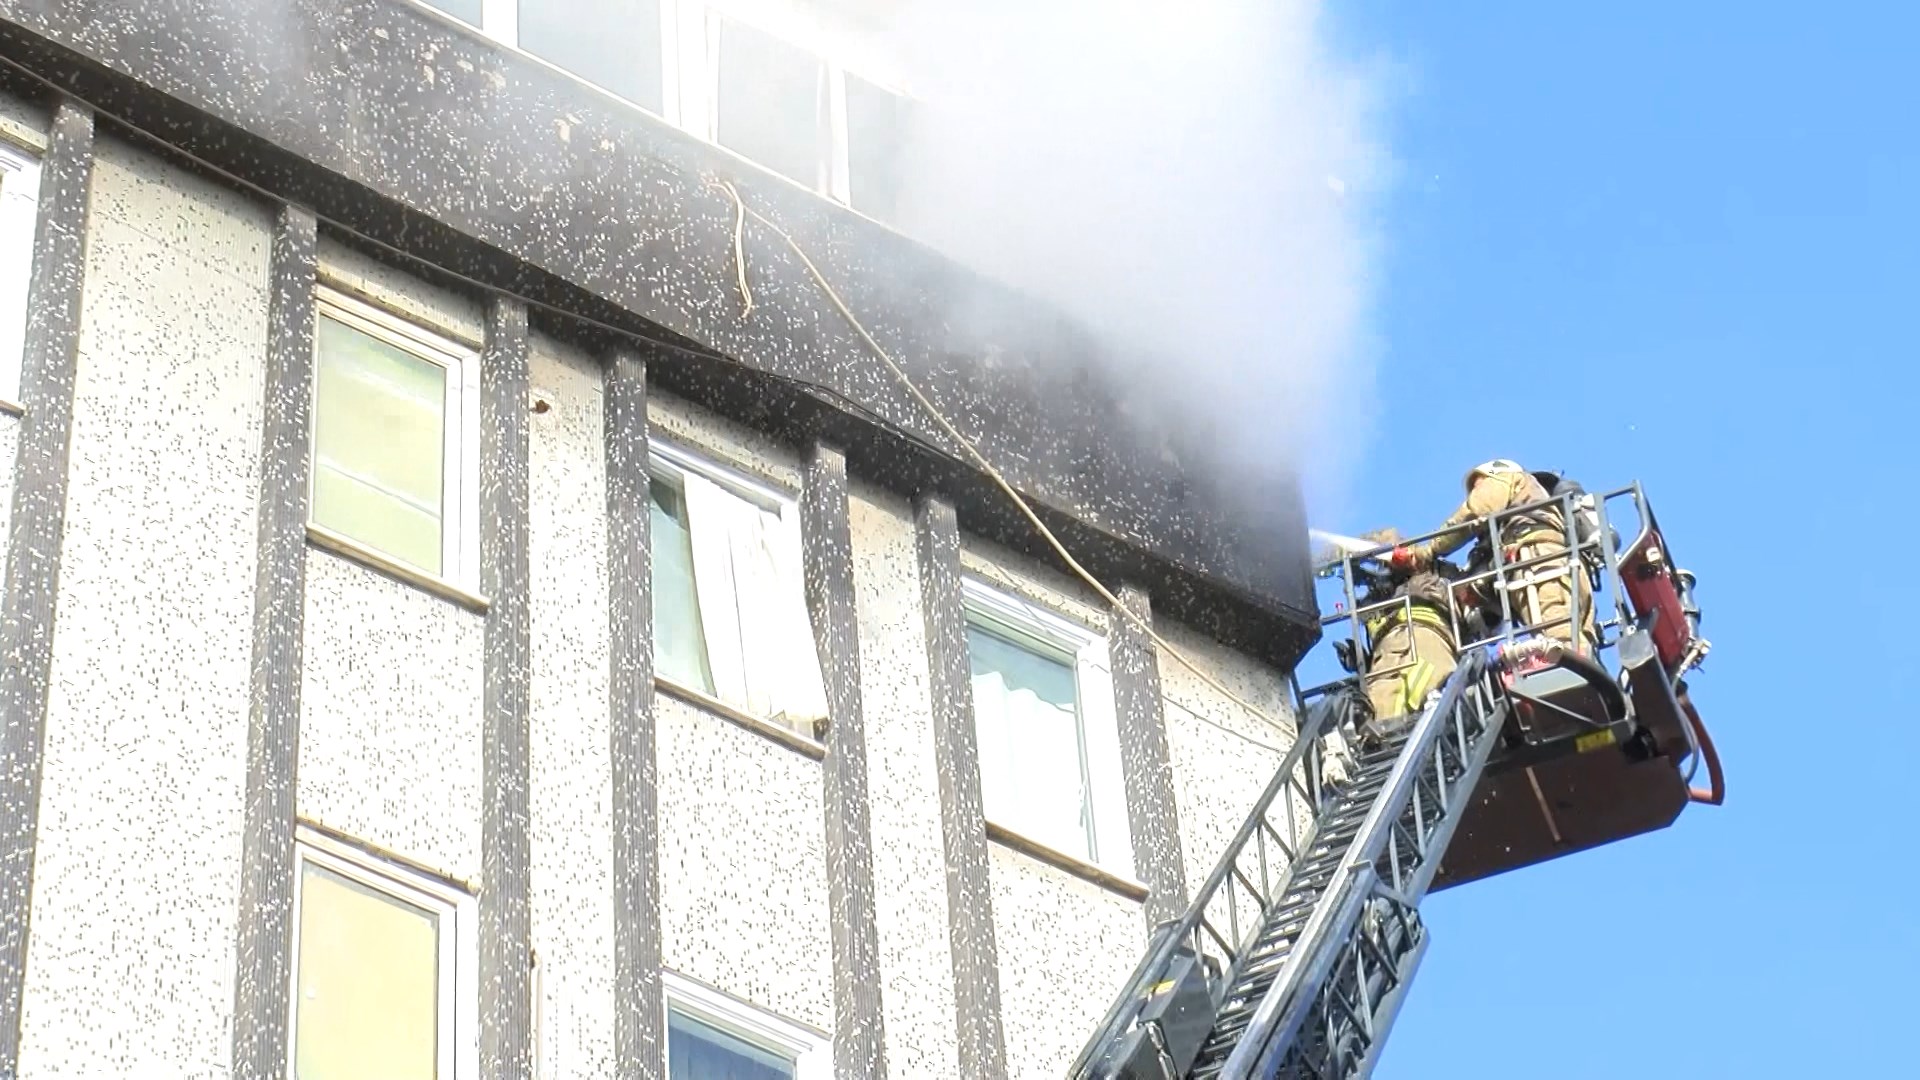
[310,285,483,593]
[0,139,44,412]
[288,828,480,1080]
[409,0,677,118]
[663,971,829,1079]
[672,2,906,207]
[649,436,789,517]
[961,576,1132,878]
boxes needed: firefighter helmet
[1463,459,1525,492]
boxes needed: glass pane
[651,477,715,694]
[313,315,448,574]
[966,624,1094,861]
[845,75,905,223]
[668,1008,795,1080]
[294,862,442,1080]
[716,18,826,188]
[520,0,664,113]
[421,0,483,26]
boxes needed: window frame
[0,137,44,413]
[647,436,826,745]
[961,576,1132,878]
[309,284,484,595]
[679,2,903,207]
[663,970,829,1080]
[287,827,480,1080]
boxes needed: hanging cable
[715,183,1297,738]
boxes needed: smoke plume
[888,0,1391,520]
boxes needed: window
[290,830,477,1080]
[649,441,826,733]
[665,972,827,1080]
[844,72,905,223]
[963,578,1132,875]
[310,287,481,589]
[686,7,910,217]
[415,0,669,114]
[0,140,43,409]
[422,0,485,27]
[519,0,666,114]
[714,16,828,189]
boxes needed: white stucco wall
[527,337,617,1079]
[19,136,269,1076]
[655,694,837,1031]
[989,845,1142,1078]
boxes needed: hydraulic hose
[1546,643,1629,724]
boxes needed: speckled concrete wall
[18,133,267,1075]
[527,334,617,1078]
[988,845,1143,1078]
[0,415,15,569]
[654,693,836,1031]
[296,238,486,886]
[230,203,316,1080]
[647,389,836,1036]
[1158,622,1296,881]
[0,97,87,1071]
[848,482,963,1076]
[0,88,47,581]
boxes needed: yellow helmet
[1463,459,1524,492]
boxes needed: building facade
[0,2,1321,1077]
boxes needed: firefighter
[1406,459,1596,651]
[1357,529,1467,742]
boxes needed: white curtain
[683,473,751,709]
[681,472,828,729]
[968,631,1092,861]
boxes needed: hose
[1545,643,1629,724]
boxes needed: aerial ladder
[1070,481,1723,1079]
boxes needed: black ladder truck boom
[1070,482,1723,1079]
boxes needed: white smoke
[888,0,1392,520]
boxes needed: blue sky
[1316,3,1917,1076]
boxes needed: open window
[289,828,478,1079]
[650,440,827,736]
[962,577,1132,877]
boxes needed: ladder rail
[1225,654,1506,1079]
[1069,684,1348,1077]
